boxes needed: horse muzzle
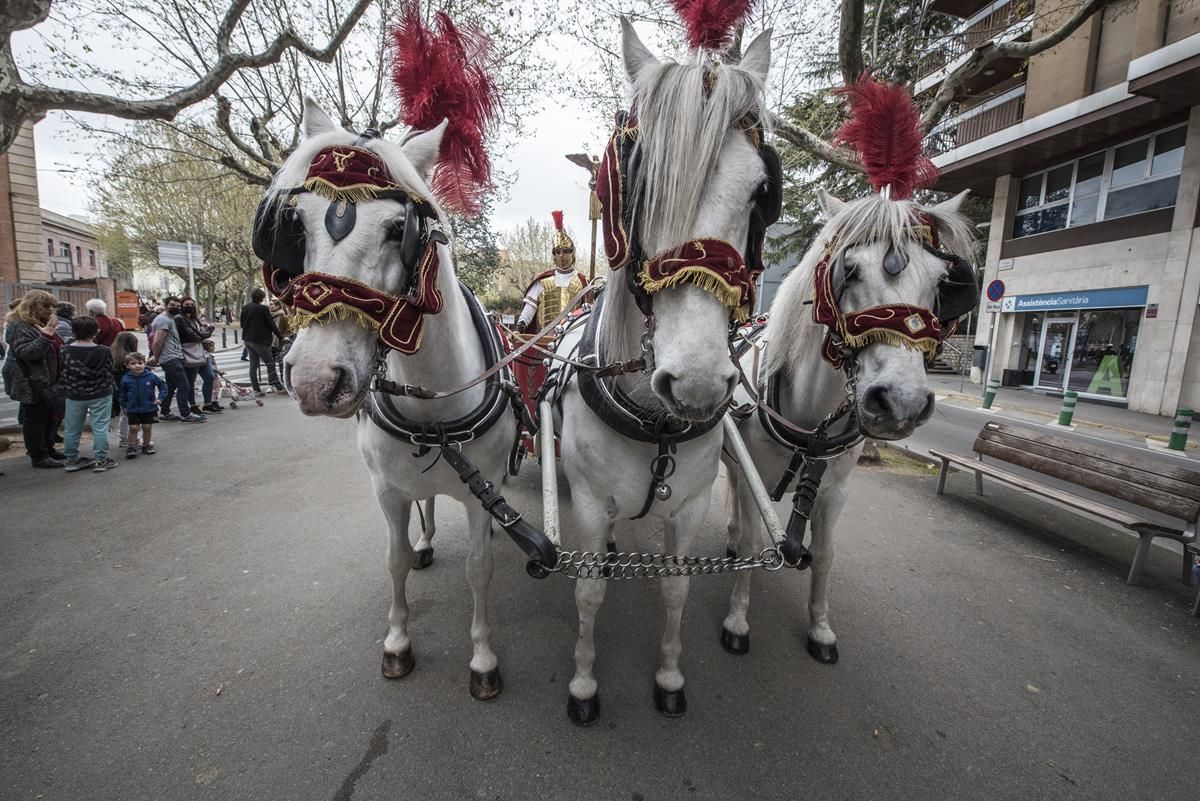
[857,382,935,441]
[287,359,369,418]
[650,365,738,423]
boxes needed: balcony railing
[917,0,1033,83]
[924,83,1026,157]
[49,256,74,277]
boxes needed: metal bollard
[1057,390,1078,426]
[982,378,1000,409]
[221,327,227,348]
[1169,407,1193,451]
[234,328,239,344]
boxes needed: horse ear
[620,16,659,83]
[302,97,338,138]
[402,119,449,184]
[817,188,846,219]
[739,28,772,83]
[935,189,970,215]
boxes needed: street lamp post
[565,153,602,281]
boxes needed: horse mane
[764,193,975,379]
[602,54,769,364]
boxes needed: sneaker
[118,440,128,448]
[141,444,156,455]
[202,402,224,414]
[64,457,94,473]
[271,383,286,393]
[180,414,207,423]
[92,458,119,473]
[253,390,266,397]
[159,412,180,421]
[49,449,67,460]
[31,457,64,469]
[126,446,138,459]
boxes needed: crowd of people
[1,289,292,473]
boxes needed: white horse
[277,100,516,700]
[722,188,976,661]
[555,20,775,725]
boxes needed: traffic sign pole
[980,280,1006,405]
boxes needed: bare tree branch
[770,112,862,173]
[0,0,374,151]
[920,0,1106,134]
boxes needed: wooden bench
[930,421,1200,586]
[1188,543,1200,617]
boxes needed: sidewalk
[925,373,1195,453]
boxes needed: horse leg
[464,501,501,700]
[724,464,740,558]
[380,492,416,679]
[654,499,704,717]
[567,509,612,727]
[412,497,436,570]
[805,468,851,665]
[720,472,758,656]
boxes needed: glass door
[1035,317,1077,391]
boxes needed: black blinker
[883,245,908,276]
[324,200,357,242]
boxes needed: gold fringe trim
[290,303,381,333]
[639,265,746,310]
[842,327,939,358]
[302,176,397,204]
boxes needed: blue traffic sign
[986,280,1005,302]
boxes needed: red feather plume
[551,210,564,231]
[390,3,499,216]
[669,0,755,51]
[833,76,938,200]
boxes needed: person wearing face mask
[177,297,219,415]
[514,210,591,334]
[147,297,206,423]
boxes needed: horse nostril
[916,391,936,424]
[651,370,678,402]
[322,366,349,404]
[861,385,894,420]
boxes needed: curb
[876,439,941,468]
[934,390,1195,449]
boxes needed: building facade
[42,209,107,282]
[923,0,1200,415]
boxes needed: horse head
[813,188,977,440]
[261,99,449,418]
[602,20,777,422]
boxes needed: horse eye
[386,220,406,242]
[842,262,860,283]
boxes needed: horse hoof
[567,693,600,727]
[412,548,434,570]
[381,648,414,679]
[653,684,687,717]
[806,637,839,664]
[720,626,750,655]
[469,666,503,700]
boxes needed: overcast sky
[12,15,647,255]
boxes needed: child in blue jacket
[119,352,167,458]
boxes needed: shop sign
[1146,304,1158,318]
[1009,285,1149,312]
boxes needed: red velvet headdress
[834,76,938,200]
[390,2,499,216]
[669,0,756,51]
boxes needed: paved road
[1,343,263,430]
[0,402,1196,800]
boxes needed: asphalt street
[0,398,1197,801]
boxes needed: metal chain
[548,546,784,580]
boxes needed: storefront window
[1068,309,1140,398]
[1016,314,1042,385]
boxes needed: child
[60,316,116,472]
[200,339,224,413]
[119,353,167,458]
[110,331,140,448]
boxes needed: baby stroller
[215,369,264,409]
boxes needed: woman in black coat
[1,290,66,468]
[178,297,217,415]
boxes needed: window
[88,250,96,267]
[59,243,70,258]
[46,238,53,256]
[1013,125,1186,238]
[75,246,81,265]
